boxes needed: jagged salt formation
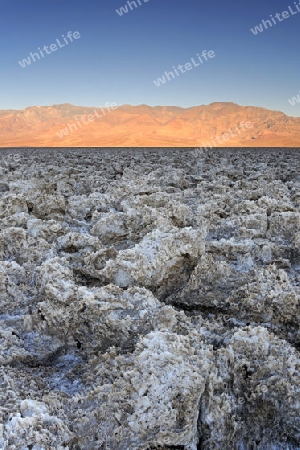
[0,148,299,450]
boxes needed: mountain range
[1,102,300,147]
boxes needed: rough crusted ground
[0,147,299,450]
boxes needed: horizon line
[0,101,298,118]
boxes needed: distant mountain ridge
[0,102,300,147]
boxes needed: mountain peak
[0,102,299,147]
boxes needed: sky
[1,0,300,116]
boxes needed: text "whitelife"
[18,31,81,68]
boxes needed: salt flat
[0,147,299,449]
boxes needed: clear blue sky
[1,0,300,116]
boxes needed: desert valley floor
[0,147,299,450]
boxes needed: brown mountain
[0,102,300,147]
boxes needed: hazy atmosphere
[1,0,300,115]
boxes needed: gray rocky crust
[0,148,299,450]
